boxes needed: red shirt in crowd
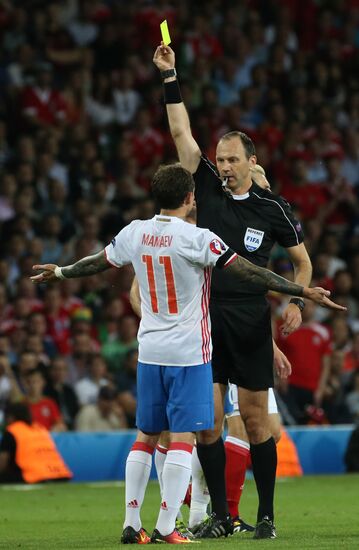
[21,86,67,127]
[28,398,62,431]
[278,322,332,392]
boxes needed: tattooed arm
[225,255,346,310]
[30,250,110,283]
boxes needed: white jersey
[105,215,236,366]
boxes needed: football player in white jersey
[31,164,344,545]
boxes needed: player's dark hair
[152,163,195,209]
[5,402,32,425]
[219,131,256,159]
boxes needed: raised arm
[153,44,201,174]
[225,255,345,310]
[30,250,110,283]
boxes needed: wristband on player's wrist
[163,75,182,104]
[54,266,66,280]
[289,297,305,312]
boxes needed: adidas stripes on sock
[155,443,193,536]
[124,442,154,531]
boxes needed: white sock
[124,443,154,531]
[189,445,210,528]
[155,443,193,536]
[155,444,167,497]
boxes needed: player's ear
[184,191,194,205]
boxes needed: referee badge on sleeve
[244,227,264,252]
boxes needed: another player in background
[32,165,342,545]
[153,44,314,540]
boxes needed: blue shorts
[136,362,214,433]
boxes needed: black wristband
[163,79,182,104]
[289,297,305,312]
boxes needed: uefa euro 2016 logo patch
[244,227,264,252]
[209,239,226,255]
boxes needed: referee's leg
[196,382,229,520]
[238,387,277,526]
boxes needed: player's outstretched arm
[153,43,201,174]
[30,250,110,283]
[226,256,346,310]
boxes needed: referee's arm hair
[225,255,345,310]
[153,44,201,174]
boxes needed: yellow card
[160,19,171,46]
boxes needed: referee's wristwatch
[161,68,177,80]
[289,298,305,312]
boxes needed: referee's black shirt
[194,156,304,300]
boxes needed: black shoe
[194,513,234,539]
[253,517,276,539]
[233,516,255,533]
[121,526,151,544]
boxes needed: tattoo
[62,250,110,278]
[227,256,304,297]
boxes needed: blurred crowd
[0,0,359,431]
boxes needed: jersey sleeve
[104,222,135,268]
[193,155,223,204]
[190,229,237,269]
[271,195,304,248]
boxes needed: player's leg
[154,430,170,498]
[121,362,168,544]
[268,388,281,443]
[152,362,213,544]
[225,411,254,533]
[188,443,210,530]
[238,386,277,539]
[122,429,159,544]
[224,383,252,529]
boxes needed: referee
[154,45,312,539]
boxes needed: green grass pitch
[0,475,358,549]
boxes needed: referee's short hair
[152,163,195,209]
[219,131,256,159]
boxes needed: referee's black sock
[196,437,229,520]
[250,436,277,523]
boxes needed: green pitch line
[0,476,358,549]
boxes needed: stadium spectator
[44,356,80,430]
[277,301,332,423]
[75,353,109,406]
[24,368,66,432]
[117,349,138,428]
[101,314,138,373]
[75,385,127,431]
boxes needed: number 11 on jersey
[142,254,178,314]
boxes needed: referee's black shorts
[210,296,274,391]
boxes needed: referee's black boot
[194,512,234,539]
[253,516,277,539]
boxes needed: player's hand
[153,43,175,71]
[30,264,58,283]
[273,343,292,379]
[281,303,302,336]
[303,287,347,310]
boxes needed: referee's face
[216,137,256,194]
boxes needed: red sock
[225,436,250,518]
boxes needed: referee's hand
[303,287,347,311]
[153,43,175,71]
[281,303,302,336]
